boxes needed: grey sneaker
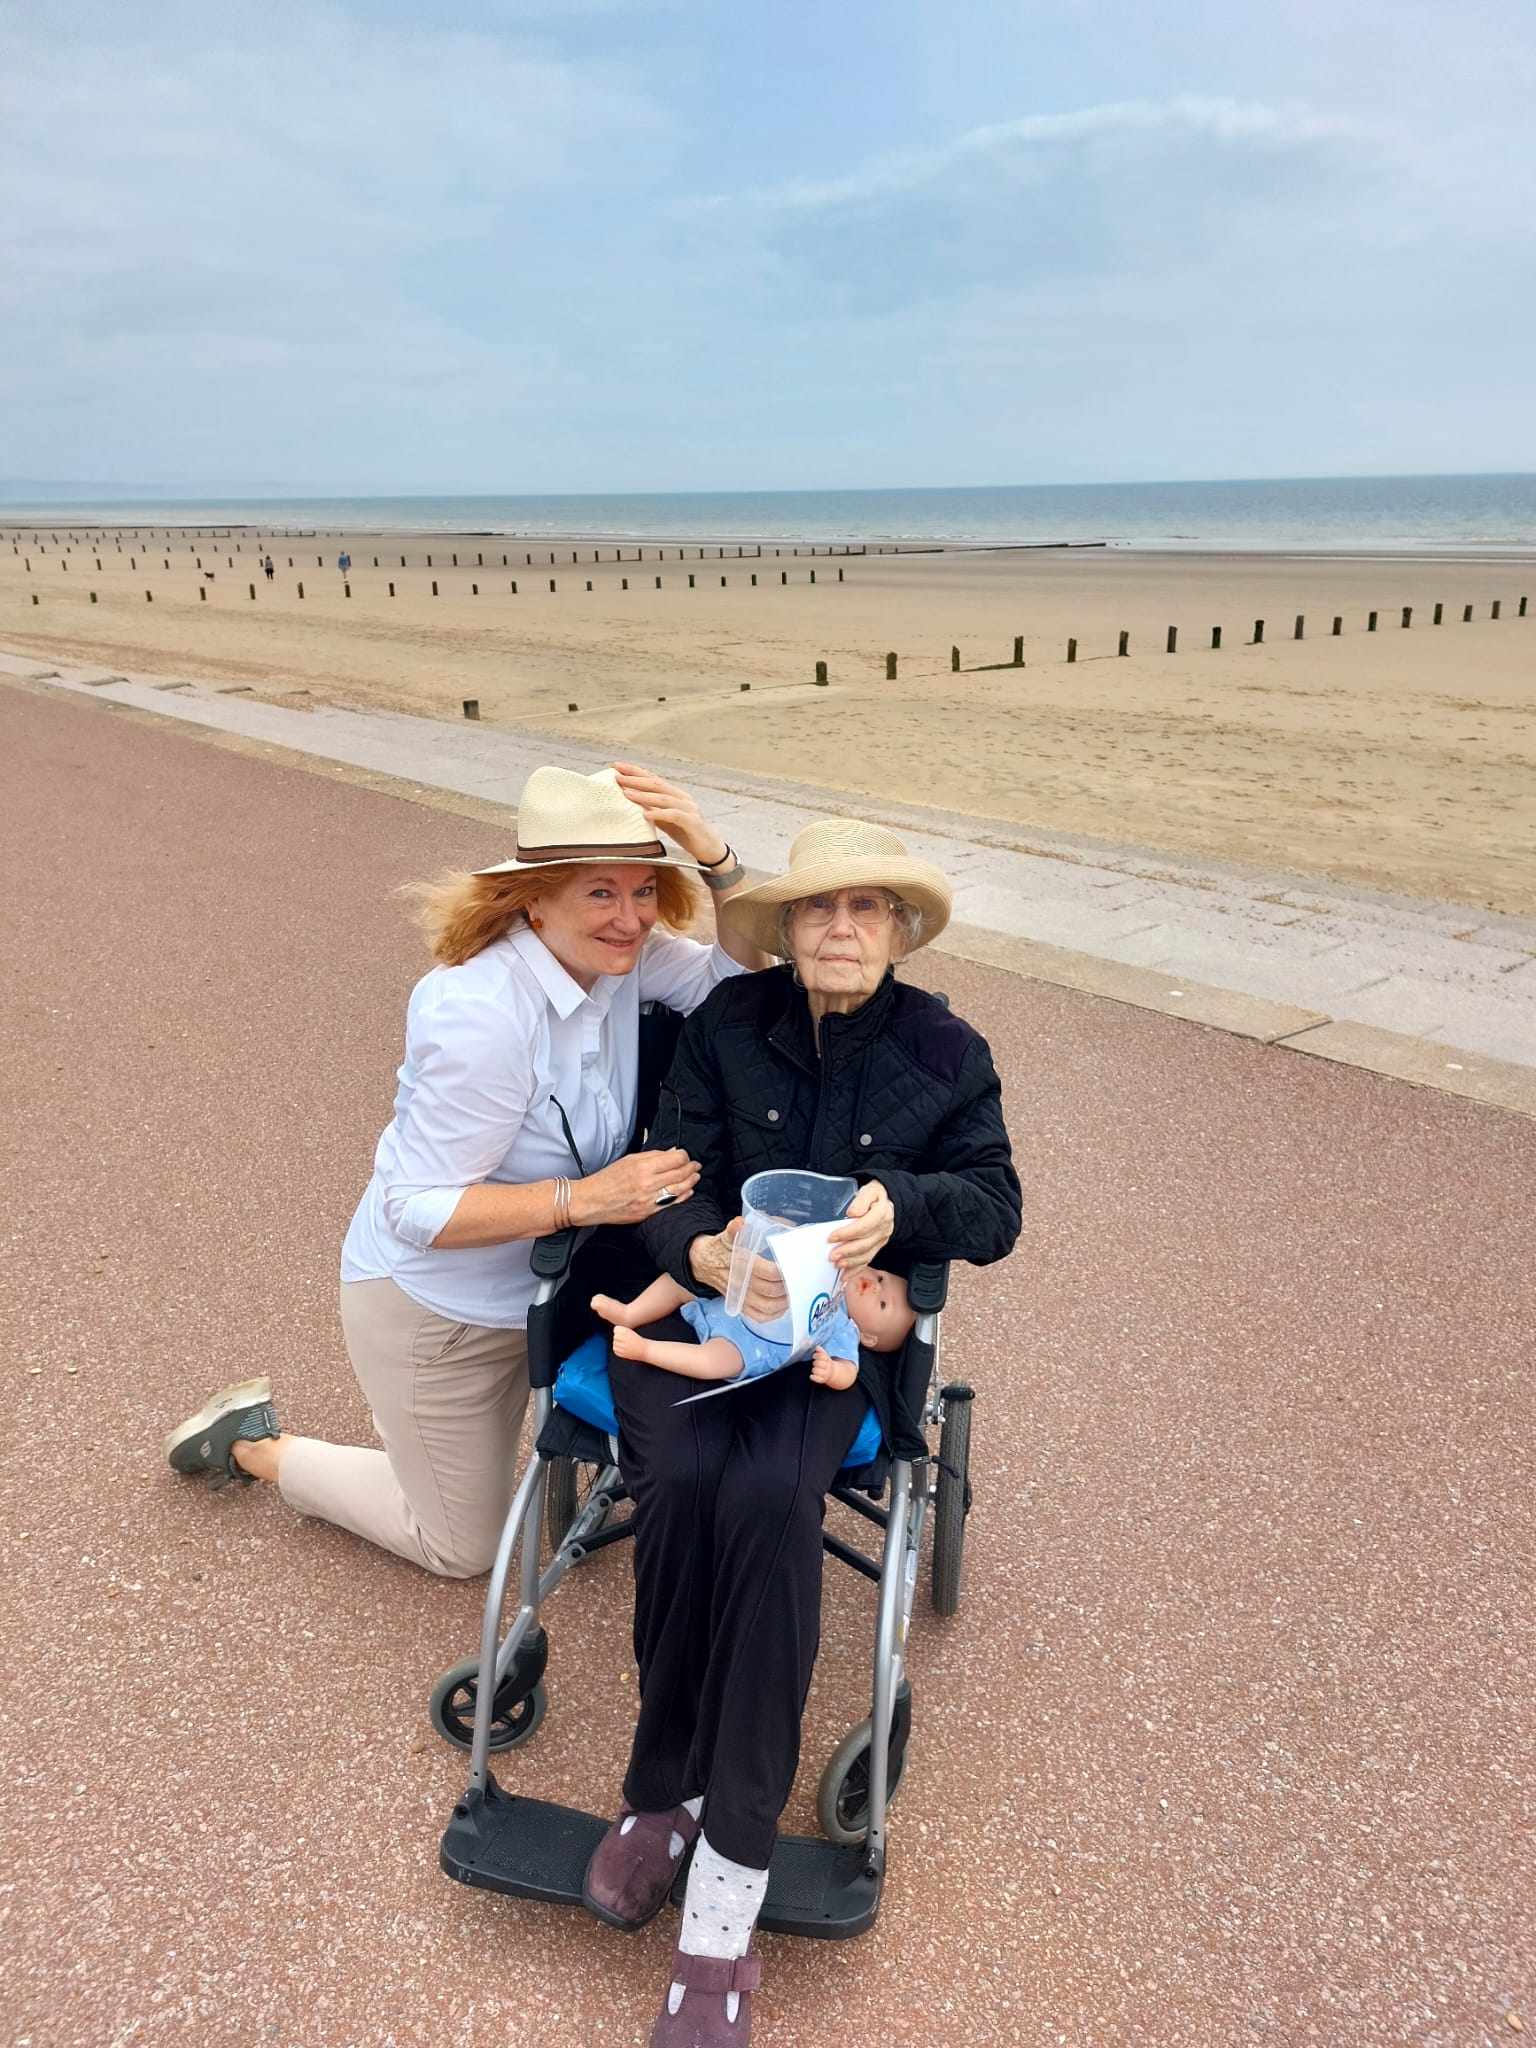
[165,1377,281,1490]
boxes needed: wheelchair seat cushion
[554,1333,883,1470]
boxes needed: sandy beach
[4,523,1533,913]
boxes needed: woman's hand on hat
[612,763,729,868]
[829,1180,895,1273]
[688,1218,788,1320]
[575,1148,700,1228]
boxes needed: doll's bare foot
[592,1293,640,1330]
[609,1324,650,1360]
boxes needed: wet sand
[4,523,1533,911]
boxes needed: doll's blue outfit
[679,1295,861,1381]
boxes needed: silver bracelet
[701,857,746,892]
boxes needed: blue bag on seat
[553,1333,883,1471]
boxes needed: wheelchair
[432,1012,975,1939]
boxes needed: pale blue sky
[3,0,1532,492]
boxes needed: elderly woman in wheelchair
[437,816,1020,2048]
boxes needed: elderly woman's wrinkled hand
[829,1179,895,1272]
[688,1219,788,1321]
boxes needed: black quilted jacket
[639,965,1021,1454]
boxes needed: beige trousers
[278,1277,530,1578]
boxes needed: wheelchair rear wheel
[816,1680,913,1845]
[930,1385,973,1616]
[543,1455,611,1559]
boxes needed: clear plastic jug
[724,1169,858,1340]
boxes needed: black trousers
[609,1314,867,1870]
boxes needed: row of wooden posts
[807,601,1529,684]
[17,569,844,607]
[7,534,896,562]
[14,548,1526,636]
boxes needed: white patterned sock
[669,1834,769,2021]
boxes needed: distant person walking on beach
[263,554,275,582]
[162,764,763,1578]
[337,549,351,575]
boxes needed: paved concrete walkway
[5,650,1533,1101]
[4,680,1532,2048]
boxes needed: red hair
[404,863,700,967]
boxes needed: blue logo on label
[809,1291,832,1328]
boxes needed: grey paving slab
[7,648,1535,1077]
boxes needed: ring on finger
[653,1186,678,1208]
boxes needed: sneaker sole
[164,1376,274,1466]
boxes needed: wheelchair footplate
[441,1775,882,1938]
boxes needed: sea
[4,474,1535,554]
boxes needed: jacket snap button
[859,1132,873,1147]
[767,1109,779,1122]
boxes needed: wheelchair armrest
[907,1261,949,1314]
[527,1231,581,1389]
[531,1229,579,1281]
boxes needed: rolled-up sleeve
[381,987,535,1249]
[638,929,741,1015]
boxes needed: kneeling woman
[583,818,1022,2046]
[164,764,760,1578]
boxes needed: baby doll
[592,1262,916,1391]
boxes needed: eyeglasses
[793,889,897,929]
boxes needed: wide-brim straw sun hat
[473,765,701,876]
[718,818,953,958]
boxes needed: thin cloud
[690,95,1388,216]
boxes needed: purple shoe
[582,1801,700,1932]
[650,1948,760,2047]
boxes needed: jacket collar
[767,967,897,1074]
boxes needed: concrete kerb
[5,662,1533,1122]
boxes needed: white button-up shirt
[340,924,741,1328]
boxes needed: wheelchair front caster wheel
[429,1658,549,1753]
[816,1681,912,1845]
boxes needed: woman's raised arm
[612,762,771,971]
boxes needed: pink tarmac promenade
[2,679,1532,2048]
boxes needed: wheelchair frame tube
[864,1303,939,1869]
[864,1457,911,1871]
[466,1259,570,1791]
[468,1385,550,1791]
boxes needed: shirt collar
[509,924,595,1022]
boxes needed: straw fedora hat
[718,818,952,958]
[473,765,699,877]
